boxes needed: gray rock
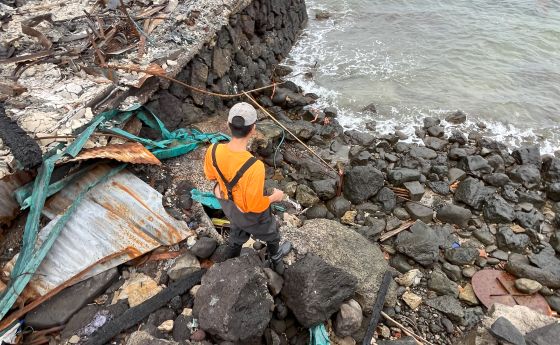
[410,146,437,160]
[395,220,441,266]
[327,196,352,218]
[388,168,422,186]
[543,158,560,182]
[168,252,201,281]
[518,190,546,208]
[296,184,320,207]
[454,177,495,210]
[484,173,511,187]
[190,237,218,259]
[346,130,376,146]
[281,219,397,313]
[458,155,493,175]
[525,323,560,345]
[547,183,560,201]
[403,181,425,201]
[305,204,329,219]
[393,207,410,220]
[473,228,496,245]
[404,202,433,223]
[343,165,384,204]
[491,250,510,261]
[193,255,273,342]
[516,209,544,230]
[445,247,479,265]
[334,299,363,337]
[263,268,284,296]
[311,179,337,200]
[173,314,193,342]
[496,227,529,253]
[427,181,451,195]
[448,148,468,160]
[442,262,463,282]
[449,130,468,145]
[424,136,447,151]
[483,195,515,223]
[282,254,357,328]
[425,295,464,322]
[25,268,119,329]
[512,145,541,167]
[376,187,397,212]
[437,204,472,227]
[514,278,542,294]
[510,165,541,189]
[545,295,560,313]
[427,125,445,138]
[446,110,467,124]
[490,317,526,345]
[506,253,560,289]
[428,269,459,297]
[448,167,467,183]
[423,117,441,128]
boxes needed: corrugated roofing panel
[25,164,191,297]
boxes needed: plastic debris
[191,188,221,209]
[309,324,330,345]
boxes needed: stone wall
[145,0,308,130]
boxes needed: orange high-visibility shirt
[203,144,270,213]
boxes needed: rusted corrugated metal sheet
[67,142,161,165]
[0,171,34,225]
[24,164,191,297]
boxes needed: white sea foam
[285,0,560,155]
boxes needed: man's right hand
[269,188,285,203]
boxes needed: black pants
[218,196,280,258]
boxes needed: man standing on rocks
[204,102,290,273]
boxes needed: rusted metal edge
[66,142,161,165]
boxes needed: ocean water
[285,0,560,153]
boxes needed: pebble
[514,278,542,294]
[157,320,174,332]
[462,266,477,278]
[69,335,80,344]
[395,269,423,287]
[66,83,83,94]
[402,291,423,310]
[459,283,479,305]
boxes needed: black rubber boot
[267,241,292,275]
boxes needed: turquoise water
[286,0,560,153]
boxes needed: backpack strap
[211,144,258,201]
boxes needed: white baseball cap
[228,102,257,126]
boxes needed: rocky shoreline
[2,0,560,344]
[34,78,558,345]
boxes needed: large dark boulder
[525,322,560,345]
[454,177,495,210]
[506,244,560,288]
[496,226,529,253]
[282,254,357,327]
[458,155,493,175]
[281,219,397,313]
[436,204,472,227]
[546,183,560,201]
[388,168,422,186]
[343,165,384,204]
[395,220,445,266]
[193,255,273,342]
[510,165,541,189]
[543,158,560,182]
[512,145,541,167]
[483,195,515,224]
